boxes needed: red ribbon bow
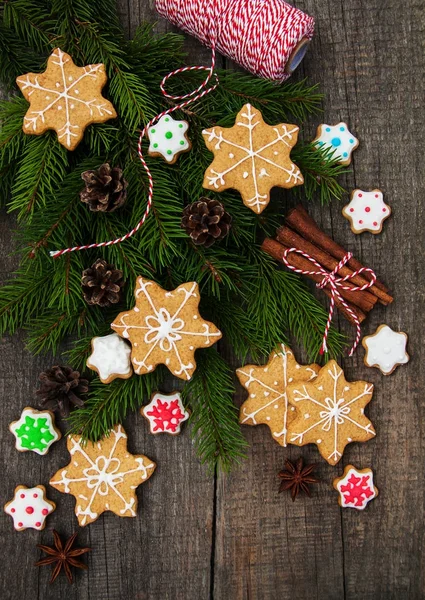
[282,248,376,356]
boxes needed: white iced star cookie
[142,392,190,435]
[147,115,191,164]
[87,333,133,384]
[342,189,391,234]
[362,324,409,375]
[333,465,378,510]
[4,485,55,531]
[9,407,61,455]
[313,122,359,165]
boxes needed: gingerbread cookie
[333,465,378,510]
[362,324,409,375]
[9,407,61,455]
[202,103,303,214]
[111,277,222,380]
[87,333,133,384]
[4,485,55,531]
[313,122,359,165]
[17,48,116,150]
[142,392,190,435]
[342,189,391,234]
[237,344,319,447]
[49,425,156,526]
[287,360,375,465]
[147,115,190,163]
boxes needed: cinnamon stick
[261,238,368,323]
[285,205,391,295]
[276,225,390,306]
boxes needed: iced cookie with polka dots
[362,324,409,375]
[342,189,391,234]
[147,115,191,164]
[9,407,61,455]
[313,122,359,165]
[333,465,378,510]
[4,485,55,531]
[87,333,133,384]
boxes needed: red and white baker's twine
[282,248,377,356]
[50,0,313,258]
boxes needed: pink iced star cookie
[4,485,55,531]
[333,465,378,510]
[141,392,190,435]
[342,189,391,234]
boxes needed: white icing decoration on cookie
[142,392,190,435]
[335,466,377,510]
[363,325,409,375]
[9,407,60,455]
[342,189,391,233]
[4,486,55,530]
[148,115,189,162]
[314,122,358,164]
[87,333,132,383]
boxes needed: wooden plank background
[1,1,424,598]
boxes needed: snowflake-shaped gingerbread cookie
[142,392,190,435]
[342,189,391,234]
[87,333,132,384]
[9,407,61,455]
[111,277,222,380]
[202,103,303,214]
[362,324,409,375]
[237,344,319,447]
[4,485,55,531]
[313,122,359,165]
[17,48,116,150]
[147,115,190,163]
[333,465,378,510]
[287,360,376,465]
[50,425,156,526]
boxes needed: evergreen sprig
[0,0,347,470]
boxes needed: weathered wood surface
[1,0,424,598]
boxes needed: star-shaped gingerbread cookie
[49,425,155,526]
[17,48,116,150]
[202,103,303,214]
[111,277,222,380]
[287,360,376,465]
[237,344,319,447]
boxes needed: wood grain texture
[1,0,424,598]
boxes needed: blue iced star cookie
[313,122,359,165]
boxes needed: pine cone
[81,259,124,307]
[181,198,232,247]
[80,163,128,213]
[36,366,89,417]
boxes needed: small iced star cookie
[4,485,55,531]
[9,407,61,455]
[142,392,190,435]
[342,189,391,234]
[147,115,190,164]
[87,333,133,384]
[313,122,359,165]
[362,324,409,375]
[333,465,378,510]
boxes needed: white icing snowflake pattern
[362,324,409,375]
[17,48,116,150]
[111,278,222,380]
[148,115,190,163]
[87,333,132,384]
[314,122,359,165]
[202,103,303,214]
[342,189,391,234]
[49,425,156,526]
[287,361,375,465]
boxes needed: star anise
[278,457,319,501]
[35,530,91,584]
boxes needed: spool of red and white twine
[282,248,377,356]
[50,0,314,258]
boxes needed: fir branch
[0,22,40,89]
[183,347,247,472]
[2,0,53,52]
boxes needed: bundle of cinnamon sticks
[262,205,393,325]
